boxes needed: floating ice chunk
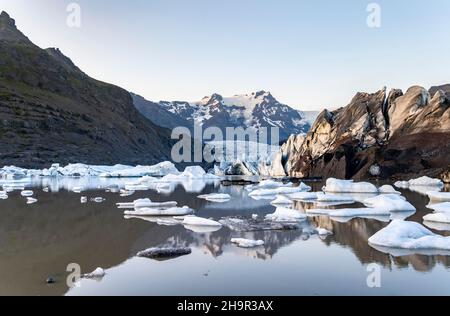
[124,184,149,191]
[20,190,34,197]
[231,238,265,248]
[308,207,390,217]
[427,202,450,213]
[198,193,231,202]
[363,194,415,212]
[316,193,355,203]
[137,247,192,259]
[288,192,318,201]
[379,185,401,195]
[253,180,293,190]
[82,267,106,279]
[368,220,450,251]
[316,227,333,236]
[424,221,450,232]
[92,197,105,203]
[182,216,222,227]
[423,213,450,224]
[0,191,7,200]
[27,197,38,204]
[184,224,222,233]
[117,198,177,209]
[426,192,450,203]
[265,207,307,222]
[249,186,304,197]
[81,196,87,204]
[42,187,49,193]
[125,206,193,216]
[120,189,135,197]
[100,162,180,178]
[409,176,444,187]
[252,214,259,220]
[270,195,294,205]
[72,187,83,193]
[323,178,378,193]
[394,181,410,189]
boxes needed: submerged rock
[137,247,192,259]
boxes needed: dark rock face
[288,86,450,180]
[0,12,174,168]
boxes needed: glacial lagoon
[0,176,449,296]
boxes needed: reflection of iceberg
[183,224,222,233]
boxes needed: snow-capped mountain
[133,91,318,141]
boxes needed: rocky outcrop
[288,86,450,180]
[0,12,174,168]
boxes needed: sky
[1,0,449,110]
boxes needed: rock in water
[137,247,192,259]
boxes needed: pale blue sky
[1,0,449,110]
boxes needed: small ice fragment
[182,216,222,227]
[81,196,88,203]
[82,267,106,279]
[92,197,105,203]
[27,197,38,204]
[270,195,294,205]
[316,227,333,236]
[42,187,49,193]
[21,190,34,197]
[72,187,83,193]
[252,214,259,220]
[197,193,231,202]
[231,238,265,248]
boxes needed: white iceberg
[99,162,179,178]
[231,238,265,248]
[408,176,444,187]
[426,192,450,203]
[197,193,231,202]
[427,202,450,213]
[270,195,294,205]
[362,194,416,212]
[20,190,34,197]
[182,216,222,227]
[368,220,450,251]
[323,178,378,193]
[81,196,88,204]
[424,221,450,232]
[0,191,8,200]
[253,180,293,190]
[117,198,178,209]
[394,181,410,189]
[72,187,83,193]
[27,197,38,204]
[92,197,105,203]
[316,193,355,203]
[124,206,193,216]
[265,207,307,222]
[378,185,401,195]
[288,192,318,201]
[82,267,106,279]
[423,213,450,224]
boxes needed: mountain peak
[0,11,31,43]
[253,90,272,98]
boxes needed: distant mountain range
[0,11,174,168]
[132,92,319,142]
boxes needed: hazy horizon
[1,0,450,110]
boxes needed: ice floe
[368,220,450,252]
[124,206,193,217]
[323,178,378,194]
[116,198,177,209]
[426,192,450,203]
[182,216,222,227]
[82,267,106,279]
[20,190,34,197]
[423,213,450,224]
[231,238,265,248]
[378,185,401,195]
[362,194,416,212]
[26,197,38,204]
[99,162,179,178]
[427,202,450,213]
[424,221,450,232]
[265,207,307,222]
[408,176,444,187]
[92,197,105,203]
[288,192,318,201]
[249,186,307,197]
[198,193,231,202]
[316,193,355,203]
[81,196,87,204]
[270,195,294,205]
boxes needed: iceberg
[362,194,416,212]
[316,193,355,203]
[394,181,410,189]
[231,238,265,248]
[27,197,38,204]
[368,220,450,251]
[288,192,318,201]
[378,185,401,195]
[265,207,307,222]
[99,162,179,178]
[426,192,450,203]
[323,178,378,193]
[20,190,34,197]
[424,221,450,232]
[182,216,222,227]
[81,196,88,204]
[270,195,294,205]
[423,213,450,224]
[197,193,231,202]
[124,206,193,216]
[427,202,450,213]
[408,176,444,187]
[82,267,106,279]
[117,198,178,209]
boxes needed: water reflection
[0,178,449,295]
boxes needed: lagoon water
[0,177,449,296]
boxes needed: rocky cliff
[0,12,174,168]
[287,85,450,180]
